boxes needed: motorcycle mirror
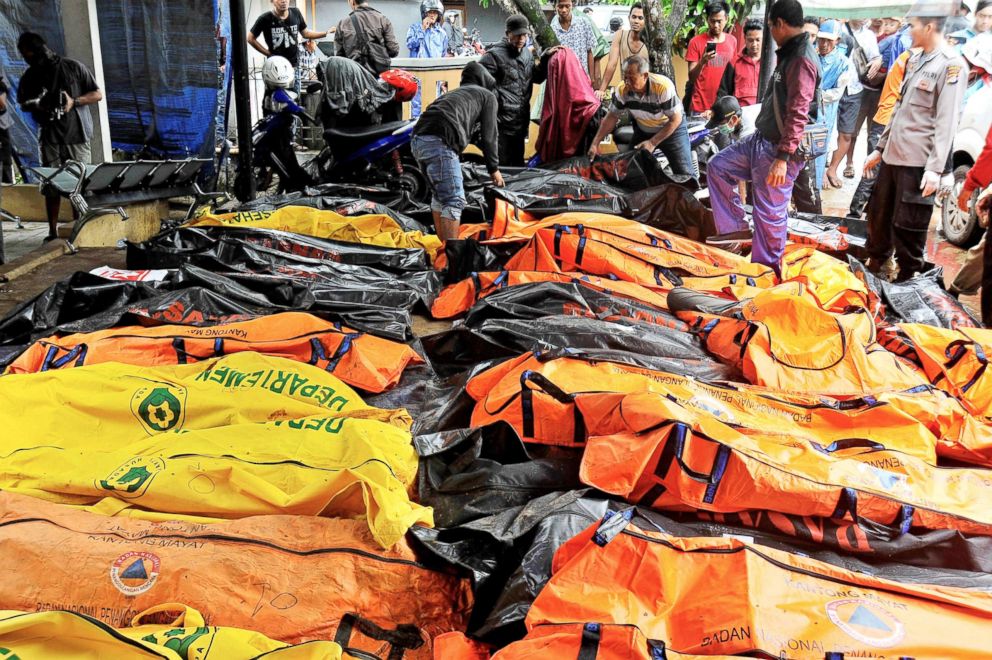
[306,81,324,95]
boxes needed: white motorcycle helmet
[262,55,295,90]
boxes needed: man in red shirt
[686,1,738,115]
[960,126,992,216]
[716,18,762,106]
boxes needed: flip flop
[843,164,855,179]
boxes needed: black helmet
[420,0,444,19]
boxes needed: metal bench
[30,158,225,248]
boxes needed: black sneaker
[705,229,753,255]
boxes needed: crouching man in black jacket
[412,62,504,243]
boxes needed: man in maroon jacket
[705,0,820,275]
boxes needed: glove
[920,171,940,198]
[936,173,955,202]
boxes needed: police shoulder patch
[946,65,961,85]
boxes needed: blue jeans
[708,132,803,274]
[632,119,694,177]
[412,134,465,221]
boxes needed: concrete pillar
[60,0,112,163]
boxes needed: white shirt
[851,24,880,60]
[844,55,862,96]
[848,24,882,94]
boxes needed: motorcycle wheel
[398,158,428,203]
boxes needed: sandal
[843,164,855,179]
[825,173,844,189]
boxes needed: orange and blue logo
[826,598,906,648]
[110,551,161,596]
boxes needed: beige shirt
[877,45,966,173]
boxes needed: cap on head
[506,14,530,35]
[707,95,742,128]
[817,19,841,39]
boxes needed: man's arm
[532,46,558,85]
[926,59,966,175]
[479,51,499,79]
[247,16,271,55]
[587,110,620,157]
[645,106,682,147]
[586,22,597,85]
[301,28,331,39]
[598,30,623,93]
[687,37,713,84]
[14,70,28,105]
[68,89,102,112]
[383,17,400,58]
[407,24,423,55]
[874,99,899,155]
[247,32,270,57]
[66,64,102,112]
[480,94,501,175]
[774,56,818,161]
[872,50,909,154]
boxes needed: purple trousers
[708,132,804,274]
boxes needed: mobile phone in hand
[705,41,717,53]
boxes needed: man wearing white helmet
[863,0,967,281]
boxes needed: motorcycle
[312,117,427,203]
[235,80,428,203]
[234,85,317,201]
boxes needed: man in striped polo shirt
[587,55,694,176]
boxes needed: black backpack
[349,12,392,75]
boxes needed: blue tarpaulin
[97,0,221,160]
[0,0,223,174]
